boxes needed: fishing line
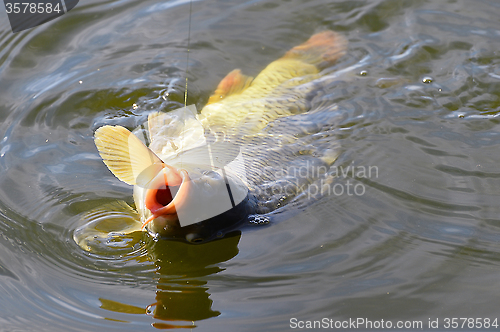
[184,0,193,108]
[180,0,193,167]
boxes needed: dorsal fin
[94,125,164,186]
[282,30,347,69]
[206,69,253,105]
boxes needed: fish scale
[238,105,343,214]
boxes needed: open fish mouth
[138,164,255,244]
[142,166,188,228]
[139,161,251,230]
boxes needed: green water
[2,0,500,331]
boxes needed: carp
[74,31,347,249]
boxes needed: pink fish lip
[142,167,191,229]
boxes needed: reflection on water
[96,232,240,327]
[2,0,500,331]
[149,234,240,323]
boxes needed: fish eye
[186,233,204,243]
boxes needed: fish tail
[283,31,347,69]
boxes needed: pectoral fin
[95,125,164,186]
[146,106,206,157]
[147,105,198,139]
[207,69,253,104]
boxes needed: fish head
[94,105,255,244]
[134,161,254,243]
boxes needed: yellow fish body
[200,31,346,135]
[75,31,346,248]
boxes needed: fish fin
[207,69,253,104]
[95,125,164,185]
[147,111,166,140]
[147,105,197,139]
[98,298,146,314]
[146,106,206,156]
[73,200,143,252]
[283,30,347,69]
